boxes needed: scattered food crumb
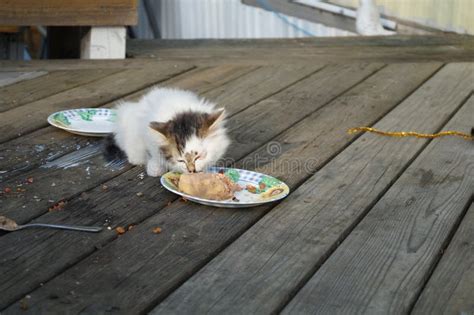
[303,199,312,203]
[26,177,34,184]
[4,187,11,193]
[107,226,112,230]
[19,297,29,310]
[115,226,126,235]
[48,200,66,212]
[128,225,135,231]
[167,201,172,206]
[136,192,144,197]
[102,185,108,191]
[180,197,188,203]
[51,183,56,187]
[232,196,240,202]
[259,182,266,190]
[152,227,162,234]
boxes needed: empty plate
[47,108,116,137]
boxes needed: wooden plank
[128,44,474,65]
[411,203,474,315]
[0,69,121,112]
[151,63,474,314]
[242,0,357,33]
[0,0,137,26]
[284,94,474,315]
[0,65,261,221]
[203,64,316,116]
[0,59,190,72]
[0,63,328,311]
[0,26,19,33]
[0,63,193,144]
[0,63,381,313]
[0,71,47,87]
[127,35,474,49]
[126,36,474,65]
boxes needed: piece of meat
[178,173,240,201]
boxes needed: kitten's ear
[207,108,226,131]
[149,121,169,138]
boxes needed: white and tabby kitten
[105,87,230,177]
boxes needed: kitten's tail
[103,134,126,162]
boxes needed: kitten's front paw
[127,154,145,166]
[146,162,165,177]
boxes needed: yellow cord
[348,127,474,140]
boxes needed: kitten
[104,87,230,177]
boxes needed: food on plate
[246,184,257,194]
[178,173,241,200]
[262,187,285,198]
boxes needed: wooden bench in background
[0,0,137,59]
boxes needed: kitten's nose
[187,164,196,173]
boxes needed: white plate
[47,108,116,137]
[161,167,290,208]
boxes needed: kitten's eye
[194,155,201,161]
[177,159,186,164]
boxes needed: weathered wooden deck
[0,35,473,314]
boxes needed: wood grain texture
[203,64,322,116]
[0,69,120,112]
[0,64,323,311]
[284,93,474,315]
[411,203,474,315]
[224,63,383,159]
[0,63,383,314]
[0,0,137,26]
[126,36,474,65]
[0,63,192,143]
[153,63,474,315]
[146,35,473,48]
[0,71,47,87]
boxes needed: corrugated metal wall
[136,0,353,39]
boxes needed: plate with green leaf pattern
[161,167,290,208]
[47,108,116,137]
